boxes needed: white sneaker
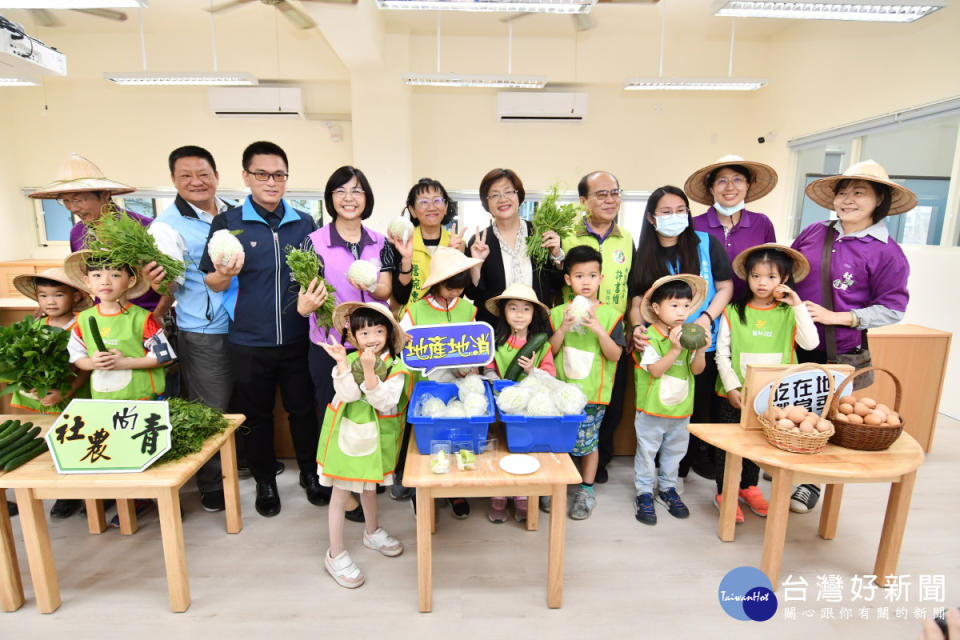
[325,549,365,589]
[363,527,404,557]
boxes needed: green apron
[405,295,477,326]
[561,221,634,314]
[715,303,798,397]
[400,227,451,318]
[549,302,621,404]
[633,325,694,418]
[493,338,550,381]
[76,304,164,400]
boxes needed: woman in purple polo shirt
[789,160,915,514]
[686,155,778,301]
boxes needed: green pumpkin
[679,323,707,350]
[351,357,389,386]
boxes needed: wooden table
[0,413,244,613]
[402,426,581,612]
[689,424,925,591]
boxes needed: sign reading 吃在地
[45,399,172,474]
[402,322,495,374]
[752,369,851,417]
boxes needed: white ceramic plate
[499,454,541,475]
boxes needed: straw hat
[64,250,152,300]
[332,301,410,355]
[683,154,778,206]
[13,267,93,311]
[484,282,550,317]
[731,243,810,283]
[28,153,135,199]
[419,246,482,291]
[804,159,917,216]
[640,274,708,325]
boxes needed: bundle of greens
[157,398,228,464]
[526,184,583,268]
[85,203,186,294]
[285,245,337,329]
[0,317,73,398]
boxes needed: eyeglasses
[655,207,689,216]
[486,189,518,202]
[332,187,365,198]
[56,194,96,207]
[247,170,289,182]
[590,189,622,200]
[714,176,747,188]
[415,197,446,208]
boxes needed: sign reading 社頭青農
[45,399,172,474]
[401,322,495,374]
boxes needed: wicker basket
[828,367,904,451]
[758,363,836,454]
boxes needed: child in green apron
[317,302,413,589]
[633,274,709,526]
[482,282,555,523]
[713,244,818,522]
[549,246,625,521]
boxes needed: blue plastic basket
[408,381,495,454]
[492,380,586,453]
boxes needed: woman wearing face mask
[685,155,778,301]
[628,186,734,484]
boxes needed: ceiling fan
[29,8,128,28]
[500,0,659,32]
[207,0,357,30]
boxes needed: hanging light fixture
[0,77,40,86]
[624,2,767,92]
[711,0,945,23]
[404,18,547,89]
[104,4,257,86]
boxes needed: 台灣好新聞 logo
[718,566,778,621]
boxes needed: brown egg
[888,411,900,421]
[853,402,871,417]
[786,406,809,424]
[838,403,854,415]
[798,422,815,434]
[863,413,883,426]
[886,414,902,426]
[846,413,864,424]
[800,415,818,430]
[860,397,878,409]
[871,408,887,420]
[816,419,833,433]
[776,418,795,431]
[876,403,892,415]
[839,395,857,406]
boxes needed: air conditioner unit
[497,92,587,122]
[0,18,66,78]
[208,87,304,118]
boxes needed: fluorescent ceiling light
[404,72,547,88]
[377,0,596,14]
[711,1,945,22]
[624,77,767,91]
[104,72,258,86]
[0,1,147,7]
[0,77,40,86]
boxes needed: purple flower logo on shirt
[612,249,626,264]
[833,272,854,291]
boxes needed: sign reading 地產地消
[401,322,495,374]
[45,399,172,474]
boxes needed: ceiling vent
[497,91,587,122]
[208,87,304,118]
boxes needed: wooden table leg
[874,471,917,587]
[416,489,432,613]
[116,499,138,535]
[526,495,539,531]
[719,452,742,542]
[429,495,436,534]
[818,484,844,540]
[157,489,190,613]
[220,434,242,534]
[85,499,106,534]
[760,469,794,591]
[0,494,24,612]
[13,488,60,613]
[547,483,567,608]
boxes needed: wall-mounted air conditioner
[497,92,587,122]
[208,87,304,118]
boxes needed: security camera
[757,130,774,145]
[757,136,766,144]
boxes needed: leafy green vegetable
[157,398,228,464]
[526,184,583,268]
[0,318,73,398]
[284,245,337,329]
[85,203,186,294]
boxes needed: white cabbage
[347,259,379,290]
[554,383,588,415]
[496,385,528,414]
[457,374,487,400]
[568,295,592,334]
[462,392,490,417]
[526,392,558,416]
[388,216,415,245]
[442,400,467,417]
[416,394,447,418]
[207,229,244,266]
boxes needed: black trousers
[711,394,760,494]
[678,354,718,477]
[598,349,632,470]
[230,341,318,484]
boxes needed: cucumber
[0,426,41,459]
[0,419,14,433]
[89,317,108,352]
[0,420,18,439]
[4,441,47,472]
[0,423,27,450]
[503,332,549,381]
[0,438,45,470]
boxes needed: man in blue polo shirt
[199,141,327,518]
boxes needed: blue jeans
[633,412,690,495]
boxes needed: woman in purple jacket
[789,160,915,514]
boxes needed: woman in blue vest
[628,185,734,484]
